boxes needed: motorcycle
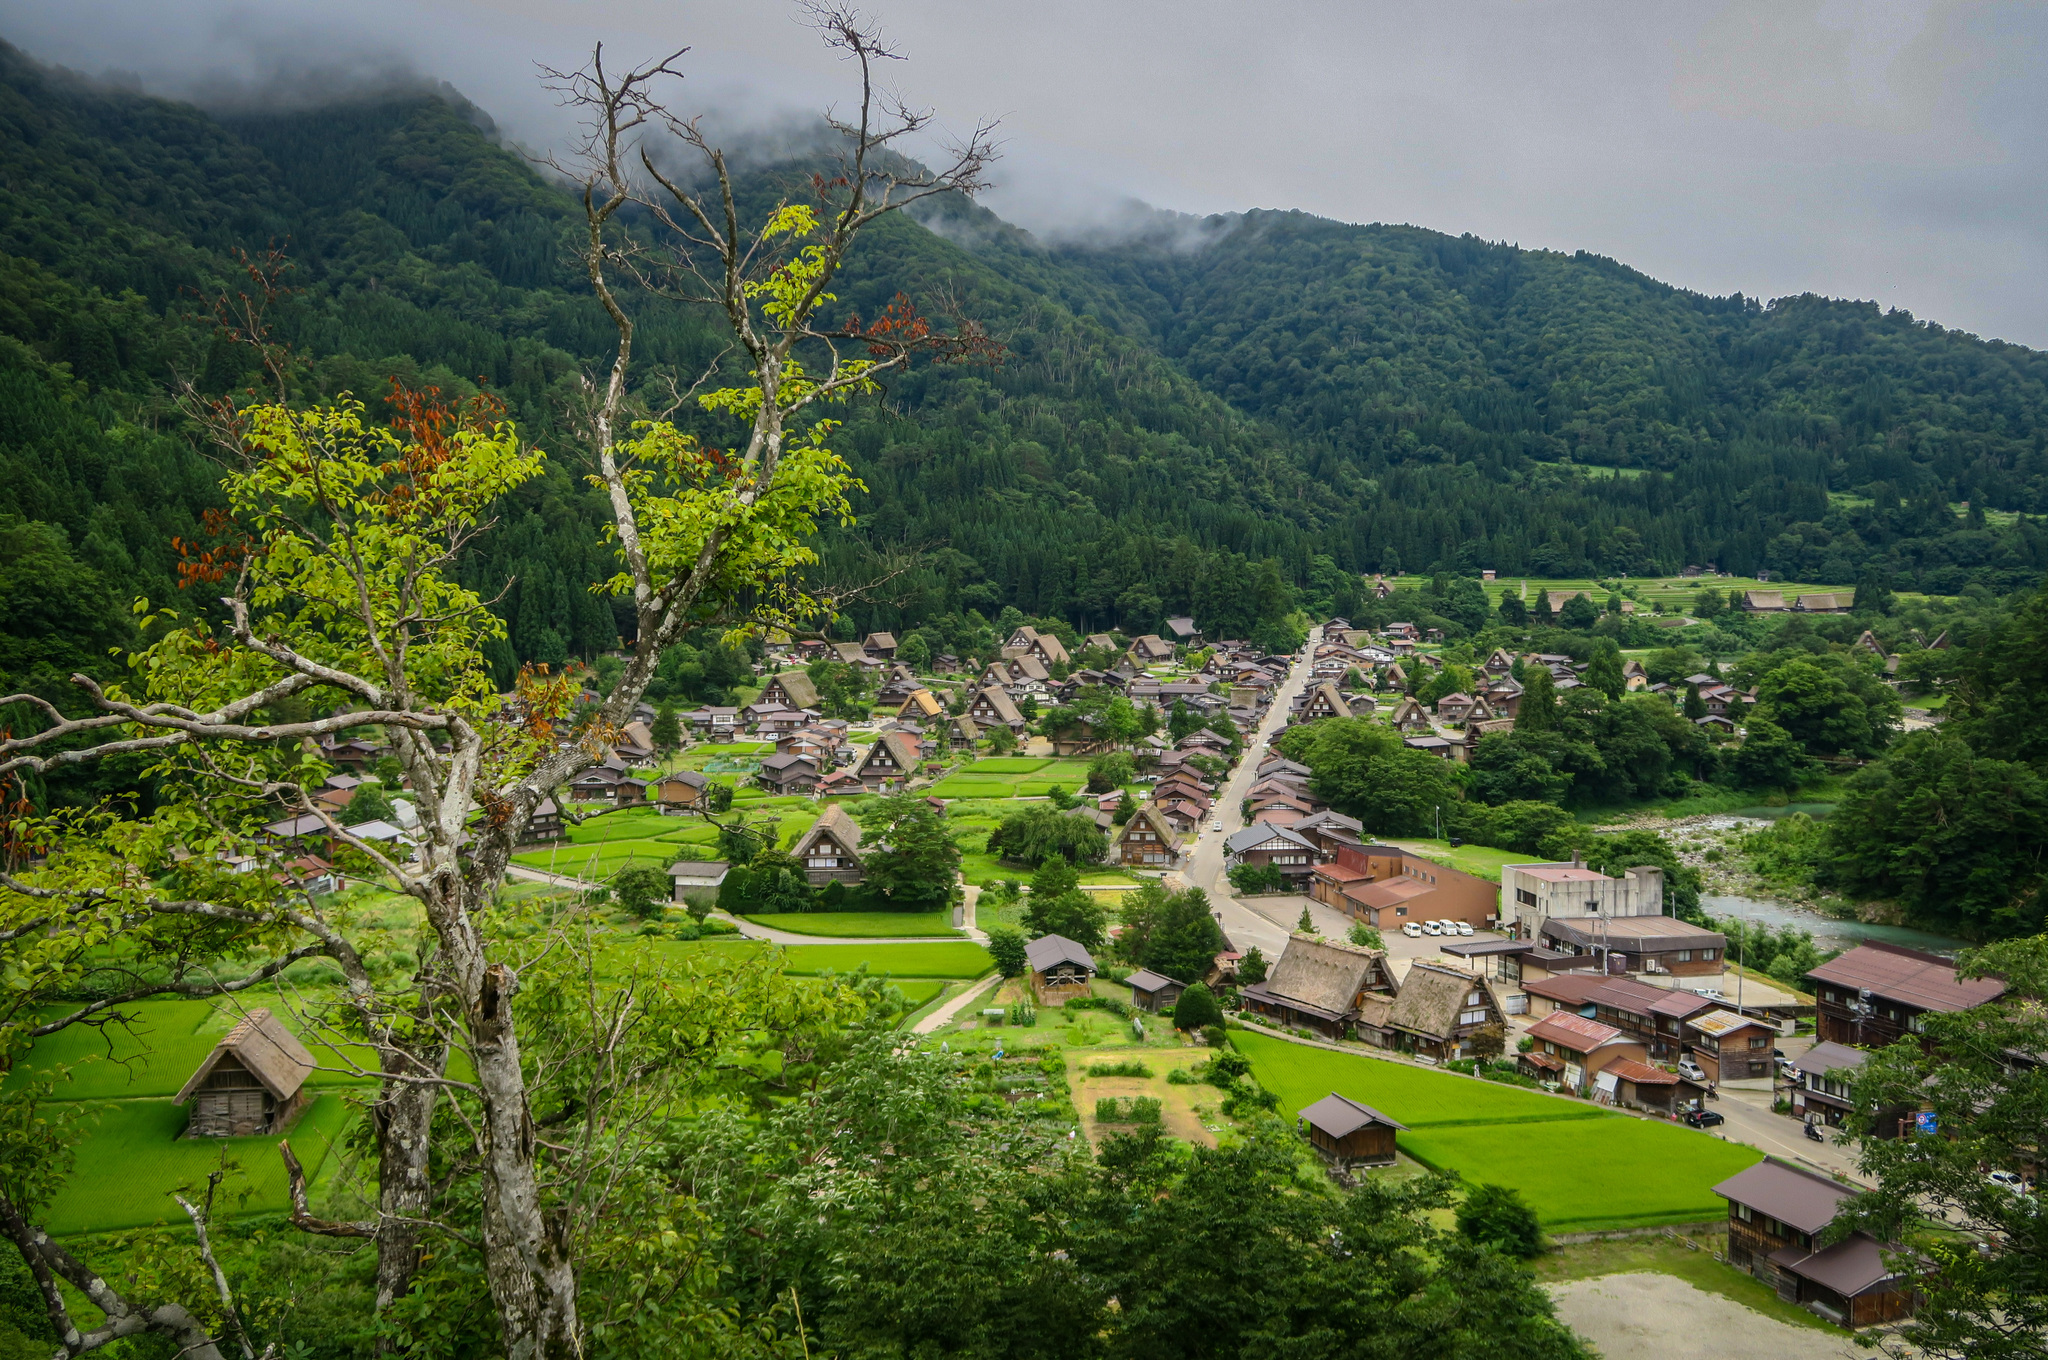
[1803,1121,1826,1143]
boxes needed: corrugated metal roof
[1807,942,2004,1014]
[1298,1092,1407,1138]
[1712,1158,1851,1234]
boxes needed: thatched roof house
[1379,963,1506,1061]
[174,1008,317,1138]
[1239,933,1394,1039]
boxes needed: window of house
[1735,1203,1752,1222]
[1516,888,1537,906]
[1701,949,1717,961]
[1459,1009,1488,1026]
[1676,949,1692,962]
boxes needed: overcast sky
[9,0,2048,346]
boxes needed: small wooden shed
[1124,969,1186,1014]
[173,1009,317,1138]
[1298,1092,1406,1168]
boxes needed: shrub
[1007,1002,1037,1028]
[611,866,671,921]
[1095,1096,1161,1124]
[1088,1060,1153,1078]
[1456,1184,1545,1258]
[1346,922,1385,950]
[1228,863,1289,895]
[1171,982,1224,1032]
[985,926,1029,979]
[1516,1036,1535,1053]
[1165,1067,1199,1086]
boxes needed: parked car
[1402,922,1423,938]
[1681,1108,1726,1129]
[1694,989,1726,1002]
[1456,921,1475,936]
[1208,819,1221,831]
[1989,1170,2031,1195]
[1423,922,1444,936]
[1677,1059,1707,1082]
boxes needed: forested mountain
[3,35,2047,692]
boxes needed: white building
[1500,859,1666,939]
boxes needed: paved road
[1169,627,1325,959]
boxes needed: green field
[678,938,994,978]
[1399,1117,1761,1231]
[741,911,963,938]
[1235,1030,1760,1230]
[7,998,375,1100]
[1234,1030,1603,1128]
[510,803,819,881]
[42,1093,357,1234]
[967,758,1053,773]
[928,758,1103,800]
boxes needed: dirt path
[910,974,1001,1034]
[1547,1273,1865,1360]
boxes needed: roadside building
[1805,942,2003,1048]
[1239,933,1394,1040]
[1685,1009,1779,1081]
[1714,1159,1914,1329]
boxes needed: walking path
[910,973,1003,1034]
[506,864,599,891]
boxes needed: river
[1700,893,1972,956]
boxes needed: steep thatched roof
[173,1009,316,1104]
[793,803,863,858]
[1385,963,1491,1041]
[766,670,820,709]
[1262,933,1385,1018]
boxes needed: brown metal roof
[173,1008,317,1105]
[1125,969,1181,993]
[1298,1092,1407,1138]
[1806,942,2004,1014]
[1527,1011,1626,1051]
[1712,1158,1852,1235]
[1794,1041,1871,1078]
[1769,1234,1901,1297]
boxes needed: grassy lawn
[1532,1236,1839,1333]
[1235,1029,1760,1230]
[1378,839,1526,883]
[741,911,963,938]
[42,1093,357,1234]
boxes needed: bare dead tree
[0,9,996,1360]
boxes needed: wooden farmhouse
[792,805,864,887]
[1124,968,1186,1013]
[654,770,710,811]
[1118,804,1183,868]
[1715,1159,1915,1329]
[967,686,1026,731]
[174,1009,317,1138]
[1024,934,1096,1002]
[854,731,922,791]
[1239,933,1394,1039]
[1805,942,2003,1048]
[1297,1092,1405,1169]
[758,670,821,712]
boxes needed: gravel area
[1548,1273,1871,1360]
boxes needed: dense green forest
[4,36,2047,693]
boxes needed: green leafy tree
[1558,593,1599,630]
[1730,717,1820,792]
[612,865,671,920]
[1584,639,1625,699]
[1496,591,1529,627]
[1237,945,1269,985]
[1118,882,1225,983]
[1456,1184,1544,1258]
[1278,718,1462,836]
[1022,855,1107,949]
[345,781,396,827]
[1694,587,1725,618]
[1822,733,2048,938]
[651,701,682,754]
[1837,936,2048,1358]
[1347,921,1385,950]
[1112,791,1136,826]
[1683,683,1708,720]
[1754,658,1879,757]
[986,723,1017,755]
[984,925,1028,979]
[989,804,1108,865]
[1516,665,1559,733]
[1086,750,1135,793]
[1297,904,1317,933]
[896,631,931,670]
[855,795,960,908]
[1170,981,1224,1032]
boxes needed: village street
[1170,625,1326,959]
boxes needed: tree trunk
[369,1028,447,1313]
